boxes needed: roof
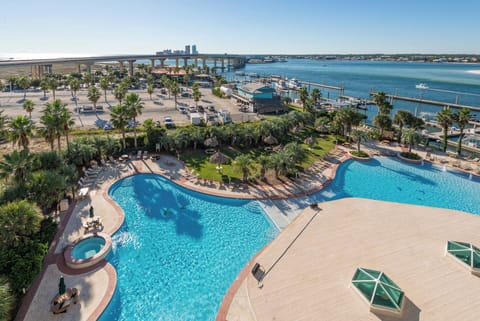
[239,82,272,94]
[223,198,480,321]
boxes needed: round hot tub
[64,232,112,269]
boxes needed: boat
[276,80,288,91]
[235,71,245,76]
[288,78,301,90]
[248,72,258,78]
[416,83,429,90]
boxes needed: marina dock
[299,81,343,91]
[370,92,480,112]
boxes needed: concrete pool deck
[220,198,480,321]
[17,142,480,321]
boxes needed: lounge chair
[143,151,149,159]
[136,150,142,159]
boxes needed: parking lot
[0,86,260,129]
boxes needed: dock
[370,92,480,112]
[299,81,343,91]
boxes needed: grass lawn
[180,133,337,182]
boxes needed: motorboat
[416,83,429,90]
[288,78,301,90]
[276,80,288,91]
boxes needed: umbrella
[59,276,66,295]
[204,137,218,148]
[304,136,316,147]
[263,135,278,146]
[209,152,229,165]
[89,206,94,218]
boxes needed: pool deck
[16,142,480,321]
[220,198,480,321]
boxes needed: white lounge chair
[143,151,149,159]
[136,150,142,159]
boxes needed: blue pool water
[71,237,105,259]
[99,174,278,321]
[309,157,480,215]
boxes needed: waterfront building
[234,82,285,114]
[185,45,191,55]
[192,44,198,55]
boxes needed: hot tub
[64,232,112,269]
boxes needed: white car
[164,117,175,128]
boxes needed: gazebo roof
[352,267,404,314]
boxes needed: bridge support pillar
[202,58,207,71]
[77,64,82,73]
[86,64,92,74]
[127,60,135,76]
[221,59,225,71]
[118,60,125,70]
[194,58,198,69]
[150,59,156,68]
[175,57,179,68]
[183,58,188,67]
[160,59,165,67]
[214,59,217,69]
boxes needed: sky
[1,0,479,57]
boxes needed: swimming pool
[100,174,278,321]
[310,157,480,215]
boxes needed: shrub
[400,151,421,160]
[0,276,14,321]
[350,150,370,158]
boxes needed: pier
[299,81,343,91]
[370,91,480,112]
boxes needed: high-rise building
[185,45,191,55]
[192,45,198,55]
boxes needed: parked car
[178,106,187,114]
[198,105,205,113]
[189,106,197,113]
[208,105,215,112]
[164,116,175,128]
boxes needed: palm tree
[40,79,49,99]
[114,84,128,104]
[0,149,34,186]
[39,112,57,151]
[373,91,393,115]
[298,87,309,111]
[47,77,59,100]
[452,108,471,155]
[100,77,110,103]
[69,78,80,106]
[393,110,413,142]
[22,99,35,119]
[87,86,101,114]
[17,76,31,101]
[257,154,270,181]
[351,129,369,152]
[436,108,453,152]
[110,104,130,149]
[0,200,42,247]
[333,107,366,138]
[9,115,34,150]
[147,83,154,100]
[373,114,392,138]
[171,81,180,110]
[60,104,75,149]
[125,92,144,149]
[0,276,14,321]
[193,87,201,108]
[42,99,70,151]
[401,128,421,153]
[234,154,252,183]
[284,142,305,164]
[310,88,322,107]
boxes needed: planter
[397,152,423,164]
[349,151,371,161]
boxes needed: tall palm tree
[100,77,110,103]
[17,76,31,101]
[393,110,413,142]
[234,154,252,183]
[298,87,309,111]
[60,104,75,149]
[257,154,270,181]
[0,149,34,186]
[47,77,59,100]
[110,104,130,150]
[310,88,322,107]
[87,86,101,114]
[22,99,35,119]
[351,129,369,152]
[333,107,366,138]
[42,99,69,151]
[9,115,34,150]
[373,114,392,138]
[401,128,421,153]
[147,83,154,100]
[39,112,57,151]
[436,108,453,152]
[193,88,201,108]
[373,91,393,115]
[40,78,49,99]
[69,78,80,106]
[114,84,128,104]
[125,92,144,149]
[453,108,471,155]
[171,81,180,110]
[0,200,41,247]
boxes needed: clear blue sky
[1,0,479,57]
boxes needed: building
[192,45,198,55]
[185,45,191,55]
[233,82,286,114]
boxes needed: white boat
[288,78,301,90]
[416,83,429,90]
[235,71,245,76]
[276,80,288,91]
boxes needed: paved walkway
[17,142,480,321]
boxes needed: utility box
[190,112,202,125]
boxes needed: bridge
[0,53,247,78]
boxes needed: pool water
[310,157,480,215]
[71,237,106,260]
[100,174,278,321]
